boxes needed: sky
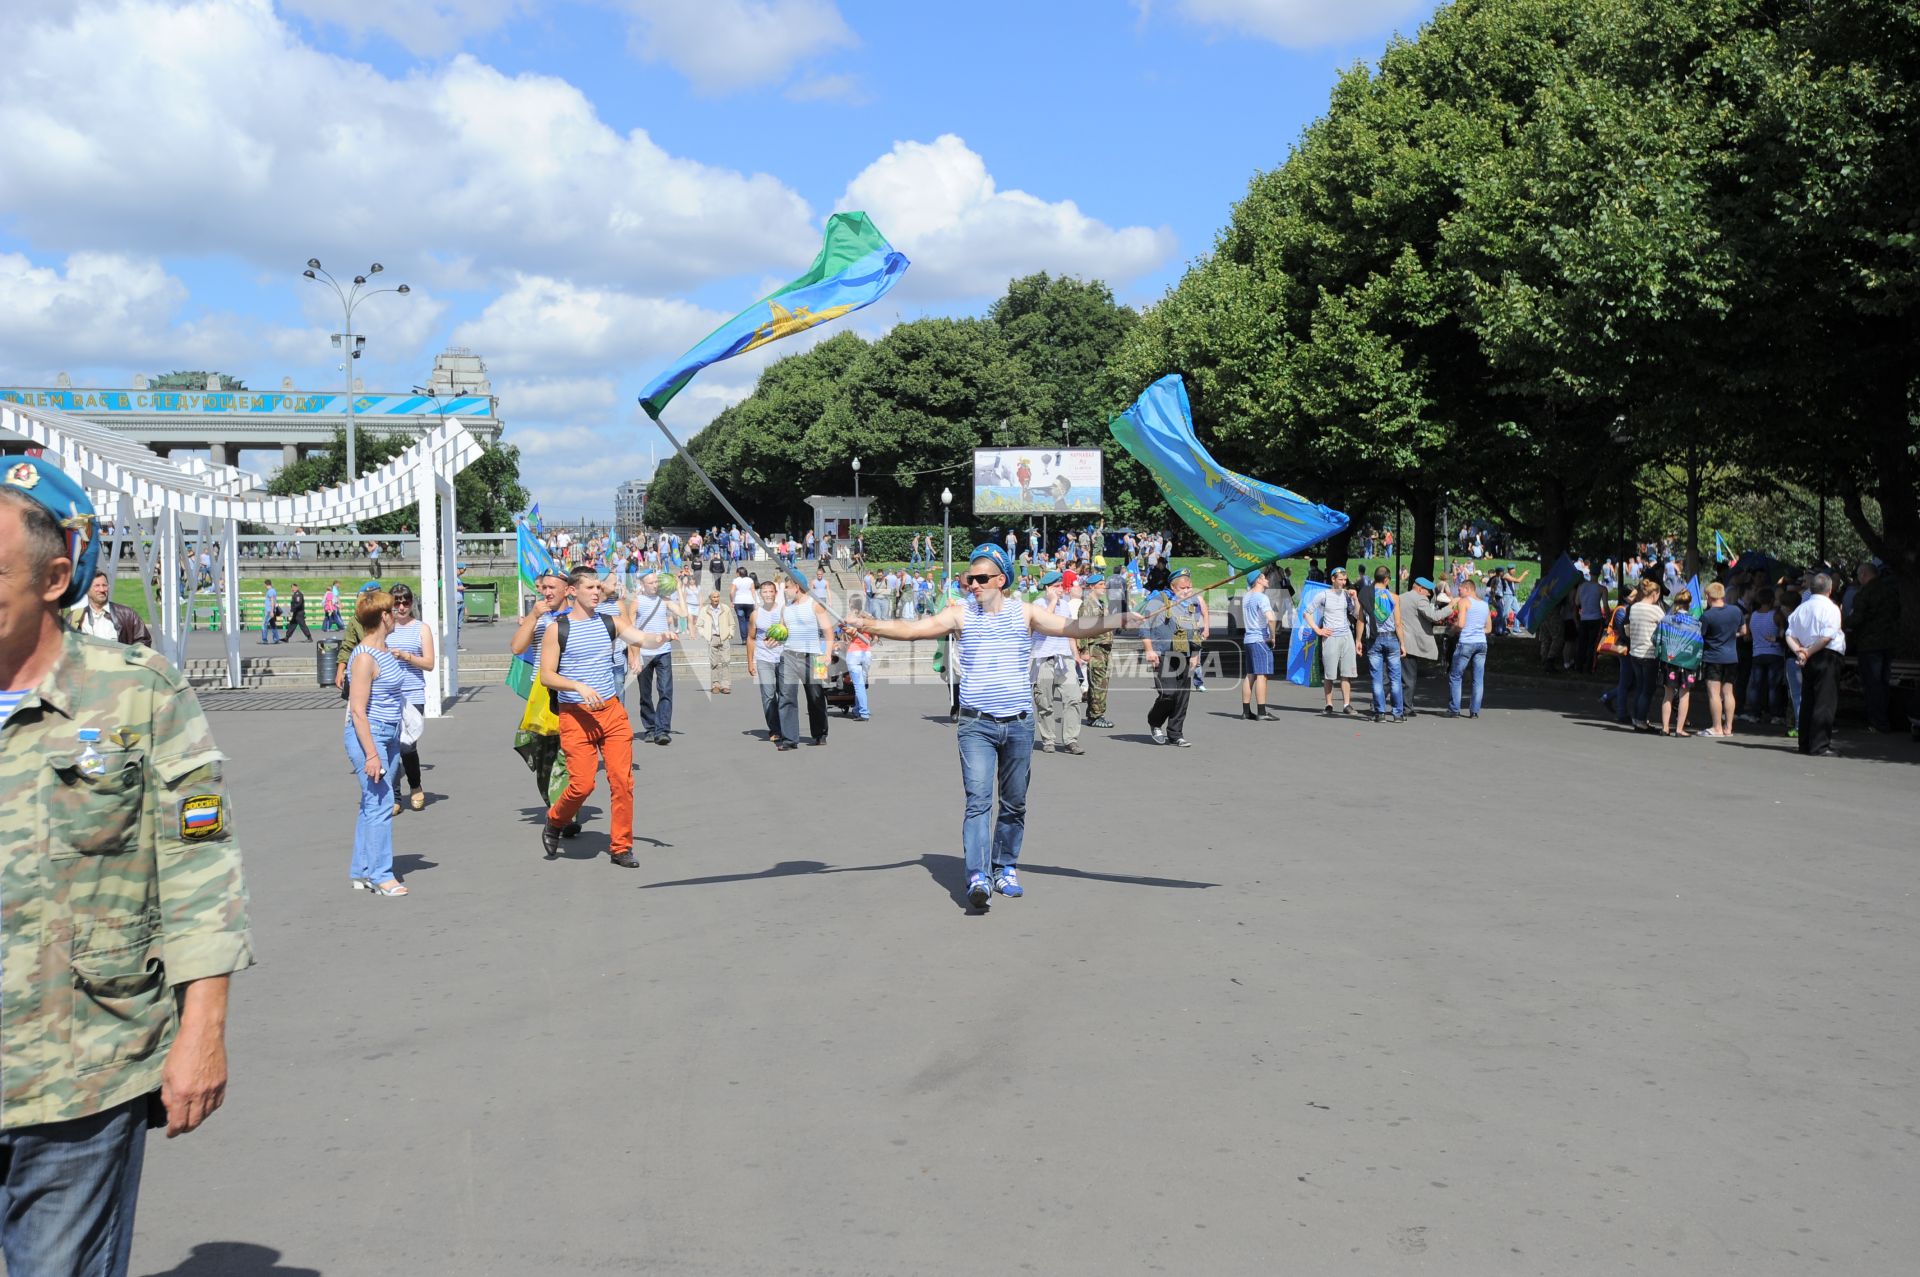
[0,0,1443,519]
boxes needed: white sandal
[372,880,409,897]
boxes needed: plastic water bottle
[75,728,107,779]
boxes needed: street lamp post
[302,258,410,488]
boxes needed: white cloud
[495,376,620,421]
[837,135,1175,301]
[279,0,528,55]
[1172,0,1432,47]
[618,0,856,94]
[784,72,868,105]
[0,1,817,291]
[449,275,730,377]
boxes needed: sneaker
[1371,711,1384,723]
[655,733,672,746]
[1151,726,1168,745]
[1242,707,1258,721]
[1322,705,1336,718]
[541,823,562,858]
[609,851,639,868]
[1059,742,1086,755]
[1341,704,1355,716]
[993,868,1023,898]
[1787,728,1799,739]
[1167,736,1193,748]
[967,873,992,909]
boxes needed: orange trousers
[548,699,634,854]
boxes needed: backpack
[1652,610,1704,671]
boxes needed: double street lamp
[302,258,410,487]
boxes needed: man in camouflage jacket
[1078,572,1115,728]
[0,460,253,1277]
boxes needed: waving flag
[639,212,909,418]
[1517,554,1580,632]
[1286,580,1329,687]
[516,519,557,588]
[1108,375,1347,571]
[1686,574,1703,617]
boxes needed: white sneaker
[1151,726,1168,745]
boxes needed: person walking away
[695,590,733,693]
[1575,570,1606,673]
[71,569,153,647]
[1080,570,1115,727]
[1448,578,1493,718]
[1786,573,1847,756]
[730,566,757,642]
[1396,575,1453,715]
[746,578,787,742]
[1309,565,1360,716]
[260,577,281,644]
[844,545,1138,909]
[1143,566,1206,746]
[1030,570,1084,754]
[1624,579,1666,730]
[1742,586,1789,727]
[629,569,684,745]
[1697,582,1743,737]
[1364,565,1407,723]
[538,569,676,864]
[775,577,835,748]
[385,584,436,810]
[343,589,412,894]
[1240,568,1278,720]
[284,583,312,642]
[0,460,254,1277]
[1653,587,1704,736]
[1846,562,1902,733]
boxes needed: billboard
[972,447,1103,516]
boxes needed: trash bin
[317,638,341,687]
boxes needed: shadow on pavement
[641,854,1217,913]
[139,1241,321,1276]
[391,854,438,876]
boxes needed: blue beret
[1168,566,1192,582]
[1082,572,1104,585]
[359,580,383,593]
[4,457,98,607]
[1414,577,1436,590]
[967,543,1013,583]
[1039,570,1063,586]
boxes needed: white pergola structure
[1,398,484,715]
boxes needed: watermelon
[659,575,678,595]
[767,623,789,642]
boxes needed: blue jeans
[1785,657,1803,723]
[1610,655,1637,723]
[1631,655,1658,723]
[0,1094,148,1277]
[1368,633,1404,716]
[1746,654,1786,719]
[1449,642,1486,714]
[344,718,402,883]
[956,714,1033,877]
[844,649,871,718]
[635,653,673,737]
[755,657,784,738]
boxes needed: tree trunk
[1844,432,1920,654]
[1406,488,1438,585]
[1536,477,1576,570]
[1683,437,1704,580]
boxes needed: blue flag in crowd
[1713,530,1730,563]
[516,519,556,588]
[1108,374,1348,571]
[1286,580,1329,687]
[1518,554,1581,631]
[1686,574,1703,617]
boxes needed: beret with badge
[4,457,99,607]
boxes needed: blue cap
[1414,576,1436,590]
[4,458,98,607]
[359,580,382,593]
[1039,570,1063,587]
[967,543,1013,584]
[1245,568,1265,587]
[1082,572,1104,585]
[1169,566,1192,582]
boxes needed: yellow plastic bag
[518,684,560,736]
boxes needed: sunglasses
[962,573,999,585]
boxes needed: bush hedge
[854,524,972,561]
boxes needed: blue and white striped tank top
[354,644,408,725]
[957,598,1032,716]
[781,600,824,655]
[554,611,621,704]
[388,620,427,702]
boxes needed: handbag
[400,702,425,747]
[1596,606,1629,656]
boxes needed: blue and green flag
[1286,580,1330,688]
[639,212,909,418]
[1518,554,1580,632]
[1108,374,1347,572]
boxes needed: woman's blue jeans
[1448,642,1487,714]
[344,718,402,883]
[844,649,871,718]
[956,714,1032,877]
[1747,654,1786,719]
[1631,655,1658,723]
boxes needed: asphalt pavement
[115,662,1920,1276]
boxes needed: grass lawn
[109,574,519,626]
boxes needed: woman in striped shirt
[846,545,1139,912]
